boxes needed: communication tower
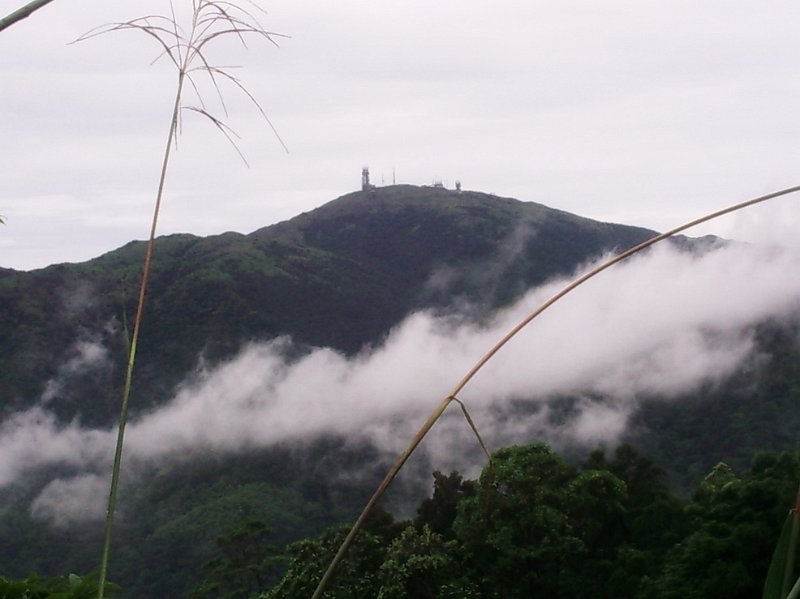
[361,166,371,191]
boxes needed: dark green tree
[642,452,799,599]
[414,470,476,539]
[608,444,671,510]
[376,524,479,599]
[260,526,386,599]
[189,520,284,599]
[453,443,629,598]
[581,445,687,597]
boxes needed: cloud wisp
[3,240,800,525]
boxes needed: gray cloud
[425,218,538,308]
[30,473,109,527]
[0,407,111,488]
[38,311,117,406]
[3,239,800,525]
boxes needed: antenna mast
[361,166,370,191]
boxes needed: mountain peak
[1,186,660,423]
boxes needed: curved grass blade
[312,184,800,599]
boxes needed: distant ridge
[0,185,666,424]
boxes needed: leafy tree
[414,470,475,539]
[376,525,479,599]
[581,445,688,597]
[189,519,285,599]
[608,444,671,510]
[694,462,738,507]
[260,526,386,599]
[453,443,627,597]
[642,452,799,599]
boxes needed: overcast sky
[3,1,800,270]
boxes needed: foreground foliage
[188,442,798,599]
[3,443,796,598]
[0,572,118,598]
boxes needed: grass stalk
[312,184,800,599]
[0,0,57,32]
[96,68,186,599]
[80,3,283,597]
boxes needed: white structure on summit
[360,167,460,192]
[361,167,371,191]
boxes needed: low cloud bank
[3,241,800,525]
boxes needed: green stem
[96,67,186,599]
[311,184,800,599]
[0,0,57,32]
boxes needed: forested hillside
[0,185,657,424]
[1,185,799,597]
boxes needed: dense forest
[279,445,800,599]
[4,442,799,598]
[192,443,797,599]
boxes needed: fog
[2,239,800,525]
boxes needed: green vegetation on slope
[178,442,798,599]
[0,186,656,425]
[2,187,799,597]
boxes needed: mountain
[0,185,658,425]
[1,184,798,597]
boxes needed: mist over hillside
[2,184,799,596]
